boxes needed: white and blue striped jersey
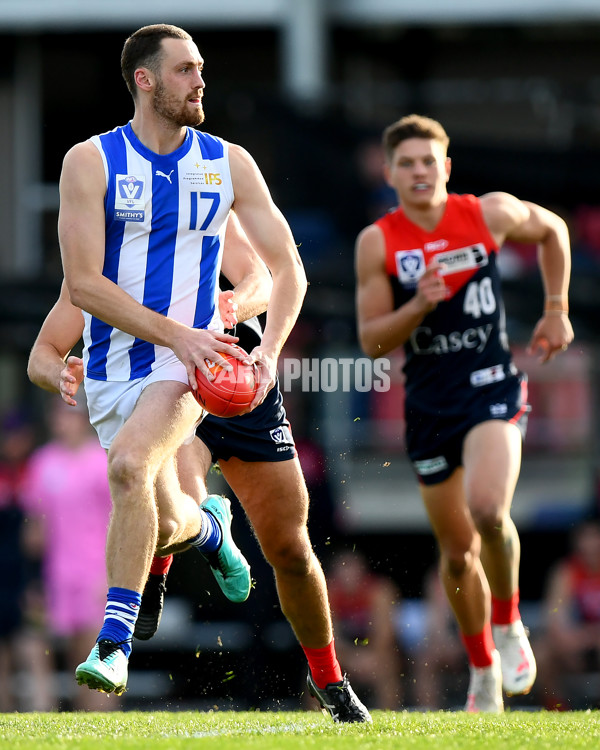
[83,122,234,381]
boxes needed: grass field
[1,710,600,750]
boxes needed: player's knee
[469,503,504,538]
[107,447,150,497]
[444,547,477,578]
[156,516,179,548]
[263,534,313,576]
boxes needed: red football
[194,347,260,418]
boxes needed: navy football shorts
[405,372,530,486]
[196,380,297,463]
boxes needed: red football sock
[150,554,173,576]
[460,622,495,668]
[491,590,521,625]
[302,640,343,689]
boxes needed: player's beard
[153,78,205,128]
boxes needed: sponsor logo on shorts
[270,426,293,452]
[470,364,506,387]
[413,456,449,476]
[270,427,285,443]
[490,403,508,417]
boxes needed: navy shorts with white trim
[196,379,297,463]
[406,372,530,486]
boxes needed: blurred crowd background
[0,0,599,713]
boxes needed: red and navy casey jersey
[376,193,519,417]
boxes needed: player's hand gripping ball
[194,345,260,417]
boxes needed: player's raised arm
[228,143,307,399]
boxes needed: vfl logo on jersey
[436,243,488,275]
[114,174,145,222]
[394,249,425,288]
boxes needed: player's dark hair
[382,114,450,161]
[121,24,193,99]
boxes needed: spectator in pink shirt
[22,395,115,710]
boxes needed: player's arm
[228,144,307,399]
[355,224,446,358]
[59,141,241,386]
[220,211,273,327]
[27,281,85,406]
[481,192,574,362]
